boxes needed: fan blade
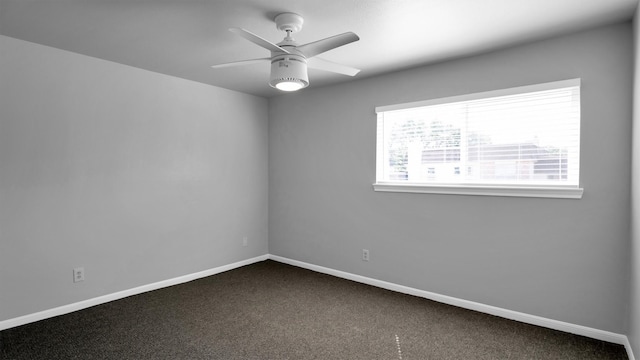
[307,57,360,76]
[297,32,359,58]
[211,58,270,69]
[229,28,290,54]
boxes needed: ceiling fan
[211,12,360,92]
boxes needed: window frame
[373,79,584,199]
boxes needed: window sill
[372,183,583,199]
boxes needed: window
[374,79,583,198]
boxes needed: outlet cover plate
[73,267,85,282]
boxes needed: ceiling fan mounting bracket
[274,13,304,33]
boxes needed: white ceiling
[1,0,637,98]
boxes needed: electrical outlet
[362,249,370,262]
[73,267,85,283]
[242,236,248,247]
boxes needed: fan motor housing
[269,55,309,90]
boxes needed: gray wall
[0,35,269,321]
[630,4,640,357]
[269,23,632,333]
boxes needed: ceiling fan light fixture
[274,80,306,92]
[212,13,360,93]
[269,56,309,91]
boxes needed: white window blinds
[375,79,581,197]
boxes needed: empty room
[1,0,640,359]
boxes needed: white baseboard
[268,255,632,355]
[0,254,269,331]
[624,336,637,360]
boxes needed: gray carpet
[0,260,628,359]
